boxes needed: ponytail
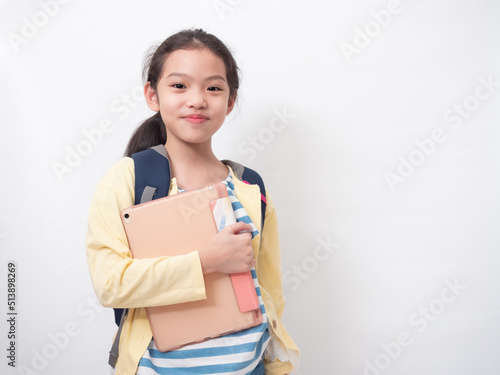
[124,112,166,157]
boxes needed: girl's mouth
[183,114,208,124]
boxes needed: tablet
[121,183,261,352]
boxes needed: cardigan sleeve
[85,157,207,308]
[257,190,300,374]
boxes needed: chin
[182,135,213,145]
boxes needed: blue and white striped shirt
[137,172,270,375]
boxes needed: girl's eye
[207,86,221,92]
[172,84,186,89]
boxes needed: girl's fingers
[225,221,253,234]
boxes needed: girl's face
[144,48,235,147]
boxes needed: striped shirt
[137,172,270,375]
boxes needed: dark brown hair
[124,28,240,157]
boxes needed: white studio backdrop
[1,0,499,374]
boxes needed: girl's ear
[144,82,160,112]
[226,94,236,115]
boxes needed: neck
[164,139,228,190]
[165,138,218,166]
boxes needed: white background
[1,0,500,374]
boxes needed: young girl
[86,29,299,375]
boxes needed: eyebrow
[166,72,227,82]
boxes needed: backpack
[109,145,267,367]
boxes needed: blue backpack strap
[113,145,171,327]
[132,145,171,204]
[241,166,267,230]
[220,160,267,231]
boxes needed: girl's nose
[186,89,207,109]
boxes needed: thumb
[226,221,253,234]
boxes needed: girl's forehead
[161,48,227,79]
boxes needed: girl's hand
[198,222,256,274]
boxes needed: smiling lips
[183,114,208,124]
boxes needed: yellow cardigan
[86,157,300,375]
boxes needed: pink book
[210,194,260,313]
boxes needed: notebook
[120,182,262,352]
